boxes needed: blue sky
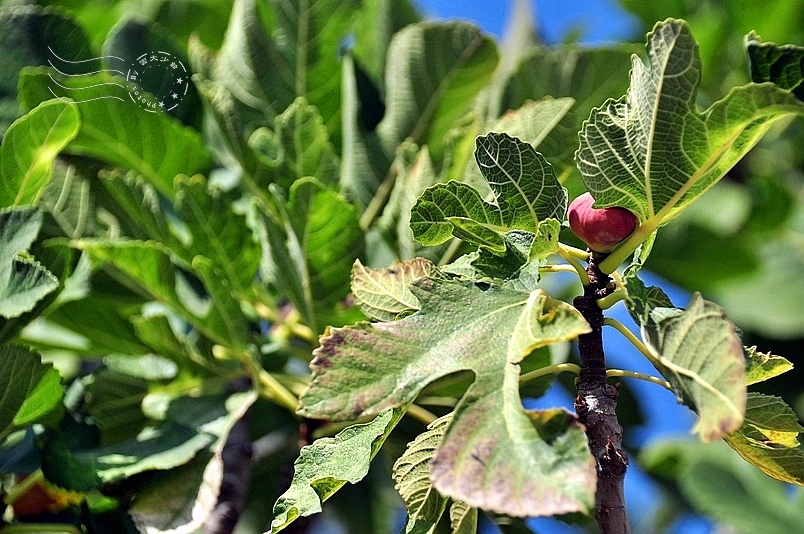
[414,0,641,43]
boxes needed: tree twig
[572,253,630,533]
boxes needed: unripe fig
[568,192,638,253]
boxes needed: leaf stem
[235,347,299,412]
[0,525,82,533]
[598,223,655,274]
[597,288,627,310]
[557,244,592,286]
[359,164,399,230]
[519,362,581,384]
[539,264,580,275]
[602,318,657,366]
[606,369,672,391]
[560,242,591,260]
[438,237,464,267]
[256,369,299,413]
[407,404,439,425]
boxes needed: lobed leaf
[341,22,498,208]
[503,46,637,131]
[641,294,746,442]
[411,133,566,256]
[270,407,406,532]
[213,0,358,143]
[47,296,150,356]
[0,4,95,136]
[298,279,595,517]
[724,393,804,486]
[485,97,577,176]
[97,170,174,245]
[576,19,804,272]
[76,239,245,347]
[449,499,477,534]
[83,369,150,444]
[376,22,498,162]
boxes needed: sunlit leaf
[0,4,94,136]
[351,0,420,85]
[260,178,363,331]
[724,393,804,485]
[298,279,595,517]
[351,258,436,322]
[270,407,407,533]
[132,313,216,376]
[485,97,577,175]
[84,368,149,444]
[377,22,498,162]
[213,0,358,143]
[47,296,149,356]
[376,143,442,260]
[576,19,803,272]
[43,391,255,493]
[97,170,174,245]
[76,239,240,346]
[103,17,202,127]
[503,46,636,131]
[0,100,80,207]
[449,499,477,534]
[744,346,793,385]
[641,294,746,441]
[342,22,498,208]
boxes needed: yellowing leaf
[744,346,794,385]
[724,393,804,485]
[351,258,436,322]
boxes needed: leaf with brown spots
[298,278,595,517]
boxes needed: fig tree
[568,192,638,253]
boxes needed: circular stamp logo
[126,51,189,113]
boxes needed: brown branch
[573,253,630,534]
